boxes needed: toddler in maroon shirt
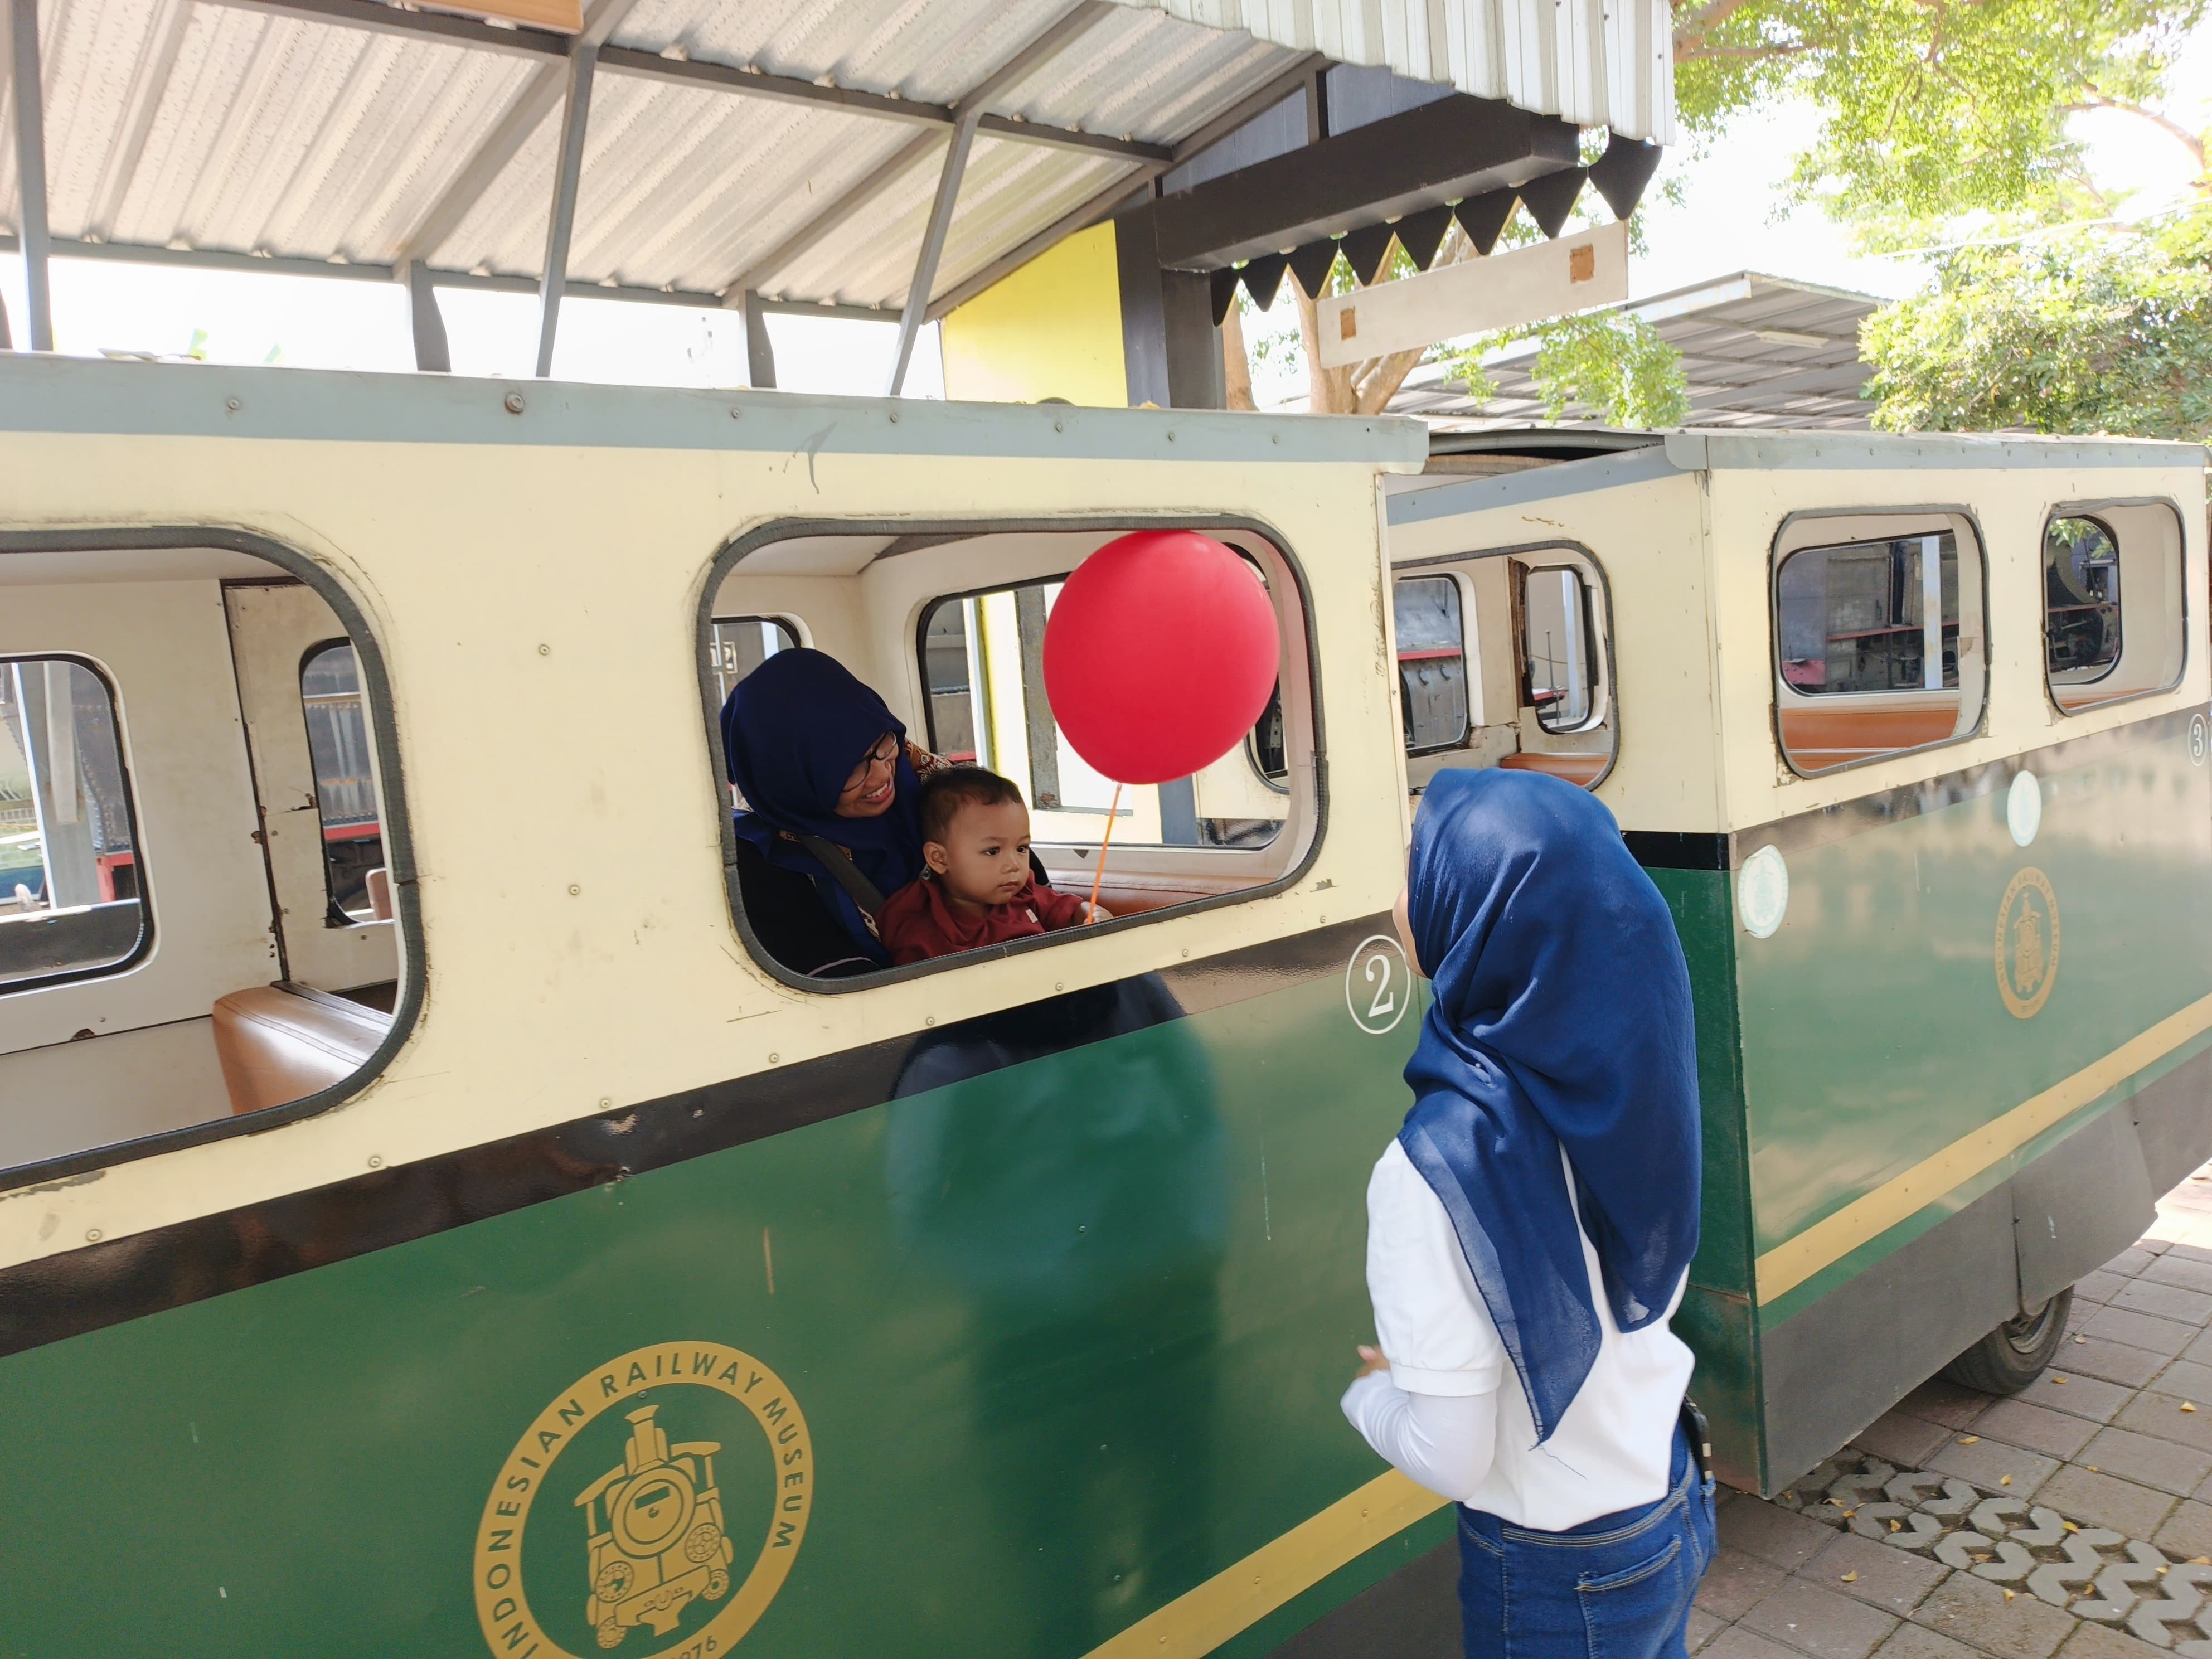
[878,767,1110,966]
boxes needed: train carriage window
[1393,547,1616,795]
[1773,517,1987,776]
[2043,506,2184,713]
[918,579,1287,852]
[0,657,145,988]
[707,525,1316,984]
[300,643,386,924]
[1395,576,1469,754]
[709,616,797,706]
[1,545,415,1181]
[1522,566,1597,733]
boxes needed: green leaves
[1444,312,1692,429]
[1672,0,2206,221]
[1861,208,2212,439]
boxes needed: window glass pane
[300,643,386,923]
[709,616,798,707]
[0,658,146,988]
[918,581,1286,851]
[1523,567,1594,731]
[1395,576,1469,754]
[2045,517,2122,685]
[1777,534,1959,695]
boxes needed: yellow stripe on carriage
[1755,990,2212,1306]
[1080,1471,1447,1659]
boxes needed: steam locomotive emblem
[473,1341,813,1659]
[576,1405,738,1648]
[1996,867,2061,1021]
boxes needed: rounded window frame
[0,526,425,1194]
[0,651,156,996]
[697,514,1329,998]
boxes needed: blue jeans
[1455,1424,1717,1657]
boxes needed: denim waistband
[1458,1420,1695,1550]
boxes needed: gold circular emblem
[473,1343,812,1659]
[1995,867,2061,1020]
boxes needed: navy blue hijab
[1398,769,1700,1442]
[720,648,926,963]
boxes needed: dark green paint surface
[0,972,1423,1659]
[1735,726,2212,1289]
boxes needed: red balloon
[1041,530,1281,785]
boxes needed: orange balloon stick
[1086,782,1123,922]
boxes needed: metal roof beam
[7,0,54,351]
[727,0,1118,311]
[0,231,737,307]
[923,50,1329,323]
[886,113,977,396]
[533,41,595,376]
[206,0,1167,164]
[389,0,638,272]
[208,0,566,59]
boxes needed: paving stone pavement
[1694,1163,2212,1658]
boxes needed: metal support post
[741,290,775,389]
[8,0,54,351]
[534,43,597,379]
[405,263,452,372]
[885,115,977,396]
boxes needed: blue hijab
[720,649,926,963]
[1398,769,1700,1443]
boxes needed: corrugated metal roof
[2,0,1671,322]
[1389,272,1884,431]
[1113,0,1673,143]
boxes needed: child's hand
[1084,902,1113,923]
[1353,1344,1390,1380]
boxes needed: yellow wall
[940,222,1127,408]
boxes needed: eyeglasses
[840,734,900,798]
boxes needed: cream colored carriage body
[0,354,1423,1267]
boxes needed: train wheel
[596,1616,624,1650]
[705,1568,730,1602]
[1941,1288,2073,1394]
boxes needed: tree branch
[2065,91,2209,185]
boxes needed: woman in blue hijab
[720,648,935,975]
[1341,768,1711,1656]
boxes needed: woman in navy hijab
[1341,768,1711,1656]
[720,649,935,976]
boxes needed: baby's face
[928,799,1033,908]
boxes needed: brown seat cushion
[212,984,391,1115]
[1778,706,1958,771]
[1498,751,1609,787]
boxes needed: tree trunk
[1221,300,1257,410]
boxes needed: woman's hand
[1083,901,1114,923]
[1354,1344,1391,1380]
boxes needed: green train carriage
[0,352,2204,1658]
[1383,428,2212,1493]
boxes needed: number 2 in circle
[1365,953,1395,1021]
[1346,934,1411,1035]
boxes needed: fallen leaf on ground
[2185,1403,2198,1413]
[2000,1476,2013,1486]
[1841,1571,1859,1583]
[1960,1435,1980,1445]
[2052,1376,2068,1385]
[2064,1521,2080,1532]
[2005,1589,2016,1600]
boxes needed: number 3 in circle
[1346,934,1412,1035]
